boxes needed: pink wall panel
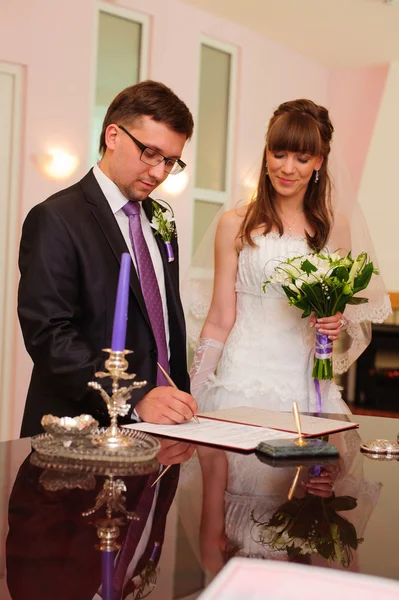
[328,65,389,190]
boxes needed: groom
[18,80,197,437]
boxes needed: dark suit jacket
[18,170,190,437]
[6,454,179,600]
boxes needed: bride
[188,99,390,414]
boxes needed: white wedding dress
[196,232,350,414]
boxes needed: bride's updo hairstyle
[240,99,334,251]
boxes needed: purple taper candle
[111,253,131,352]
[102,550,115,600]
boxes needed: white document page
[124,419,297,451]
[199,406,358,437]
[199,558,399,600]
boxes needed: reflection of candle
[150,541,160,561]
[111,253,131,352]
[102,550,115,600]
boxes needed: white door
[0,62,23,442]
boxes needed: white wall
[358,61,399,291]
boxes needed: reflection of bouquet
[251,493,363,568]
[131,542,159,599]
[263,251,378,409]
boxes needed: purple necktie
[123,201,169,386]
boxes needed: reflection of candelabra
[88,476,138,600]
[31,450,159,600]
[89,476,135,600]
[39,468,96,492]
[88,349,147,450]
[83,475,139,521]
[96,517,123,552]
[87,471,150,600]
[96,516,121,600]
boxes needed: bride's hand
[301,465,339,498]
[314,311,345,341]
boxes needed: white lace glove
[189,338,224,399]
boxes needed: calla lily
[348,252,366,286]
[288,283,301,296]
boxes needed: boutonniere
[150,201,176,262]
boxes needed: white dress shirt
[92,164,170,355]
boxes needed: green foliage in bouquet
[263,251,378,320]
[263,251,379,382]
[251,493,363,567]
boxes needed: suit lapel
[79,171,150,327]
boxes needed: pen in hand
[157,362,201,424]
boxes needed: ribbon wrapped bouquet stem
[313,332,333,411]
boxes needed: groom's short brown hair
[99,80,194,155]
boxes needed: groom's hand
[135,386,198,424]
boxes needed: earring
[265,162,268,176]
[314,170,319,183]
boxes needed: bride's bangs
[267,112,322,156]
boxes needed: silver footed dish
[41,414,99,447]
[360,439,399,457]
[31,427,161,464]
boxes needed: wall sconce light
[239,175,257,204]
[160,171,189,196]
[34,149,79,180]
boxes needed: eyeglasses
[117,125,186,175]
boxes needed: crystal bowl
[41,414,99,447]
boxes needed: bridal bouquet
[263,251,378,409]
[251,492,362,567]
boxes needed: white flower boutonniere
[150,201,176,262]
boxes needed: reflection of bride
[178,429,381,577]
[184,100,390,414]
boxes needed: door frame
[0,61,23,442]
